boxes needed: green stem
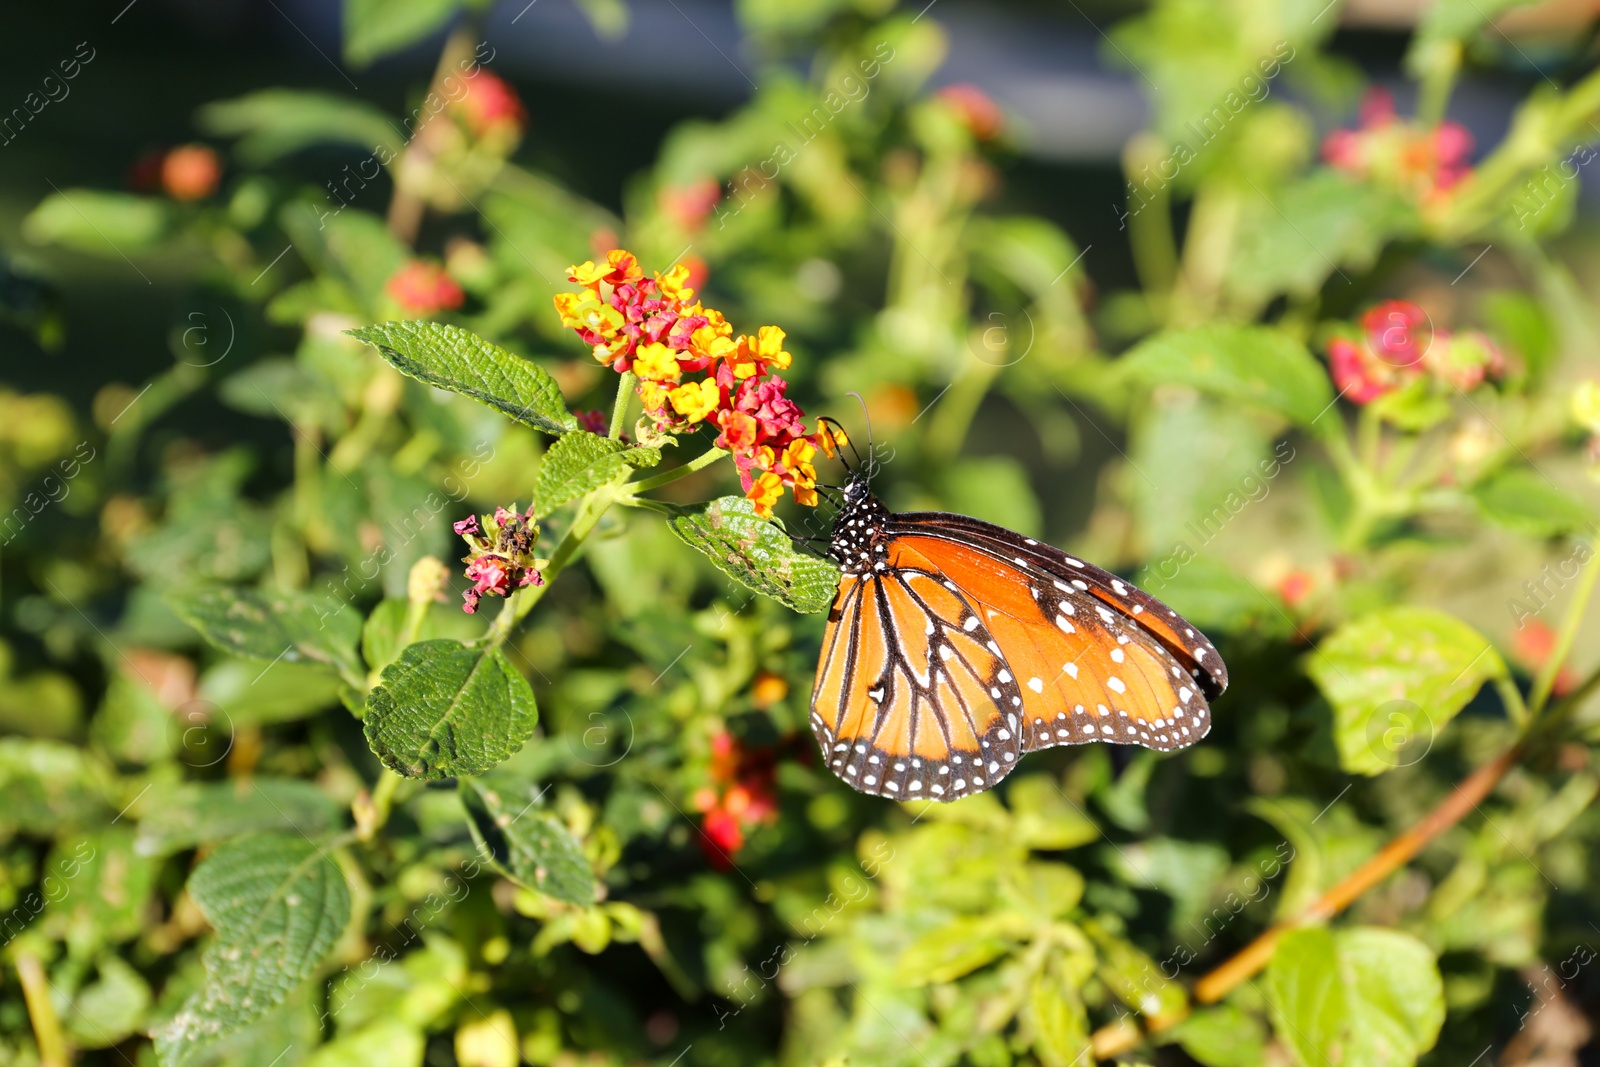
[627,446,728,495]
[610,371,637,439]
[1529,540,1600,717]
[369,769,403,834]
[16,953,68,1067]
[924,362,998,463]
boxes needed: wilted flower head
[455,503,545,613]
[555,248,848,517]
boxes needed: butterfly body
[810,474,1227,802]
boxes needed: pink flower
[936,84,1005,141]
[387,261,465,315]
[1361,300,1430,369]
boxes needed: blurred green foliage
[2,0,1600,1065]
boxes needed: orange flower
[747,472,784,517]
[162,144,222,200]
[567,249,642,289]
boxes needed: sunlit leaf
[666,496,841,613]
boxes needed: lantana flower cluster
[692,730,779,867]
[553,249,846,518]
[1327,299,1505,405]
[1323,88,1473,203]
[454,504,546,614]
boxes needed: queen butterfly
[808,439,1227,802]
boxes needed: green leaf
[1135,556,1294,640]
[666,496,841,614]
[1025,963,1092,1067]
[304,1020,426,1067]
[460,778,597,904]
[66,956,152,1049]
[1366,377,1454,432]
[348,321,577,435]
[156,835,352,1067]
[1471,467,1597,538]
[197,659,346,727]
[22,190,172,253]
[533,431,659,518]
[170,587,363,684]
[894,917,1013,985]
[344,0,464,66]
[0,739,109,833]
[1162,1004,1267,1067]
[200,90,404,165]
[940,455,1042,539]
[45,829,160,952]
[1266,927,1444,1067]
[363,640,538,779]
[1228,173,1416,311]
[1086,920,1189,1024]
[1121,324,1334,427]
[1307,607,1506,776]
[135,780,343,857]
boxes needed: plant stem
[1190,741,1523,1005]
[610,371,637,439]
[16,952,69,1067]
[627,446,728,495]
[367,769,403,838]
[1529,541,1600,716]
[388,29,476,244]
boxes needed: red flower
[660,178,722,231]
[388,261,465,315]
[1277,570,1315,609]
[161,145,222,201]
[1511,618,1577,697]
[575,409,609,435]
[1361,300,1430,369]
[936,84,1005,141]
[1328,337,1397,405]
[699,808,745,867]
[453,70,527,138]
[697,729,780,867]
[1322,87,1474,202]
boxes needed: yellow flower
[816,422,848,459]
[552,290,622,339]
[792,483,818,507]
[752,325,792,370]
[632,342,682,384]
[781,438,817,484]
[638,380,672,413]
[567,249,641,288]
[657,264,695,303]
[669,379,721,423]
[747,472,784,517]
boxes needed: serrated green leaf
[349,321,577,435]
[894,917,1013,985]
[344,0,464,66]
[667,496,841,613]
[1267,927,1443,1067]
[135,780,343,857]
[1471,467,1597,538]
[1025,964,1092,1067]
[533,432,658,518]
[460,778,597,904]
[1307,607,1506,776]
[169,587,363,683]
[1121,325,1333,427]
[200,90,404,165]
[156,835,351,1067]
[363,640,537,779]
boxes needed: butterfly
[808,443,1228,802]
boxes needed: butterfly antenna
[818,416,860,474]
[844,392,874,483]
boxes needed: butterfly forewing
[810,569,1024,800]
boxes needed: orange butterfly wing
[810,569,1025,800]
[809,509,1226,802]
